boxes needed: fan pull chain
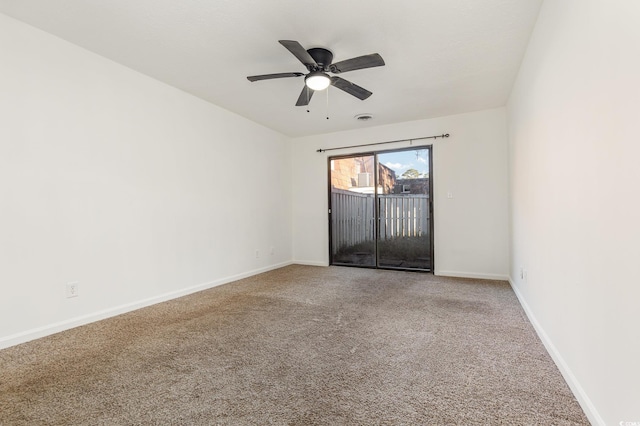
[326,87,330,120]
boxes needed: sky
[380,148,429,177]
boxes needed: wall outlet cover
[66,282,79,298]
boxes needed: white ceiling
[0,0,543,137]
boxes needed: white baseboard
[435,270,510,281]
[292,260,329,267]
[508,277,604,426]
[0,261,293,350]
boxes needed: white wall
[507,1,640,424]
[291,108,509,280]
[0,14,293,348]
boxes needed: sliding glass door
[329,147,433,271]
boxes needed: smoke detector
[354,113,374,121]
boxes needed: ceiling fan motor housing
[307,48,333,71]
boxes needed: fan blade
[295,86,314,106]
[279,40,317,67]
[247,72,304,82]
[330,53,385,74]
[330,77,372,100]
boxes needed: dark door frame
[327,145,434,272]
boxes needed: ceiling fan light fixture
[305,72,331,91]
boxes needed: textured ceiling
[0,0,543,137]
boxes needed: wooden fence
[331,188,430,251]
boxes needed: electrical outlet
[519,267,529,281]
[270,246,275,256]
[255,250,260,259]
[66,282,79,298]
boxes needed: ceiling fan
[247,40,385,106]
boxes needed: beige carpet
[0,265,588,425]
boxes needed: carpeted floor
[0,265,588,425]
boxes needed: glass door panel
[377,149,432,270]
[329,155,376,267]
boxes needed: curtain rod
[316,133,449,153]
